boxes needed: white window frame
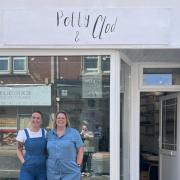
[13,56,28,74]
[160,94,178,155]
[0,56,11,74]
[139,63,180,91]
[137,62,180,180]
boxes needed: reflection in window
[162,98,177,151]
[101,56,110,73]
[84,56,99,73]
[0,57,10,74]
[0,55,110,179]
[0,56,53,179]
[13,57,27,73]
[144,74,172,85]
[0,56,27,74]
[120,60,131,180]
[58,55,110,179]
[83,55,110,74]
[143,68,180,86]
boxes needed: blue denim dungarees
[19,128,47,180]
[47,128,84,180]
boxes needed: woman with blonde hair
[47,111,84,180]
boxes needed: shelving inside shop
[140,94,160,136]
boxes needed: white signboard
[0,11,3,45]
[0,86,51,106]
[2,8,170,45]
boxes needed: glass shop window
[0,55,110,180]
[58,55,110,179]
[0,56,53,180]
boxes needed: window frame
[13,56,28,74]
[161,98,177,152]
[160,94,179,156]
[139,63,180,91]
[0,56,11,74]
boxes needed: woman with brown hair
[16,111,47,180]
[47,111,84,180]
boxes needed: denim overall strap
[24,128,29,139]
[42,128,45,138]
[24,128,45,139]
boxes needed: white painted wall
[0,0,179,8]
[0,5,180,49]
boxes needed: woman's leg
[36,171,47,180]
[19,169,34,180]
[61,172,80,180]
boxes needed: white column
[110,51,120,180]
[130,63,140,180]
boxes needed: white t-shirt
[16,128,47,143]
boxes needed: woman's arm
[84,131,94,140]
[16,141,25,164]
[76,146,84,165]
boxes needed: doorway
[139,91,178,180]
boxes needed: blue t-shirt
[47,127,84,161]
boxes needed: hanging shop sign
[82,75,102,98]
[0,86,51,106]
[1,8,170,45]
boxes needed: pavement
[0,175,110,180]
[81,175,110,180]
[0,148,110,180]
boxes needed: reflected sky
[143,74,172,85]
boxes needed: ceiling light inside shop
[64,57,68,61]
[30,57,35,61]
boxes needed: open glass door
[159,93,180,180]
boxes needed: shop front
[0,4,180,180]
[0,54,114,180]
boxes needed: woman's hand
[76,147,84,165]
[16,141,25,164]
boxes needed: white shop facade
[0,6,180,180]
